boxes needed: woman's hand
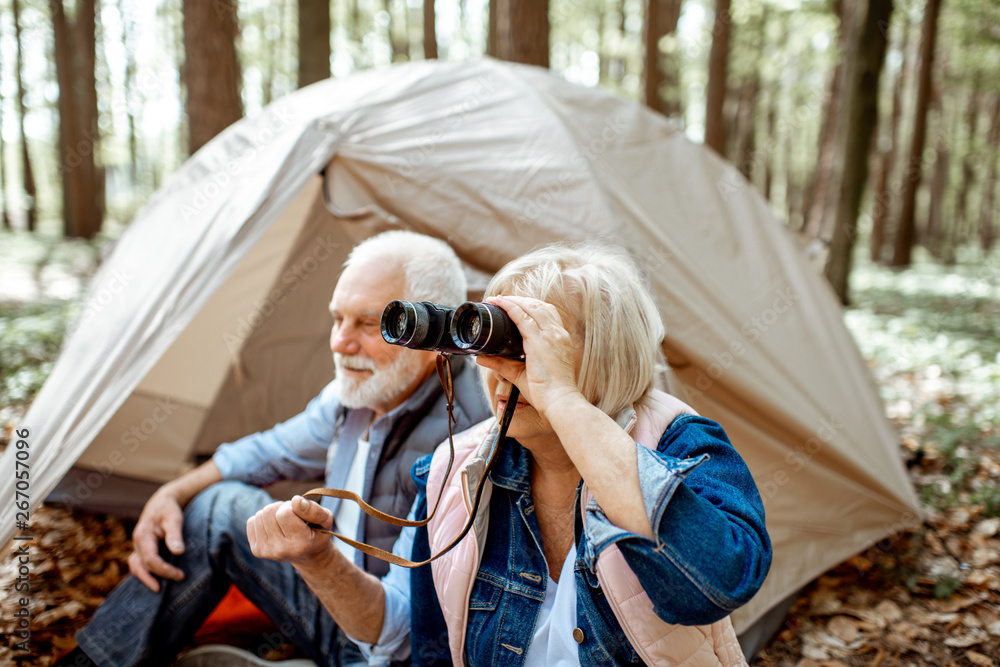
[476,295,583,417]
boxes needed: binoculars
[380,300,524,360]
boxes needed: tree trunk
[823,0,893,305]
[424,0,438,59]
[352,0,361,43]
[400,0,410,60]
[14,0,37,232]
[51,0,103,239]
[980,94,1000,253]
[802,0,855,239]
[0,70,8,230]
[890,0,942,267]
[870,14,909,262]
[493,0,549,67]
[925,129,948,256]
[704,0,731,154]
[643,0,682,116]
[487,0,498,57]
[954,84,979,242]
[118,0,139,189]
[298,0,331,87]
[762,88,776,200]
[182,0,243,155]
[735,78,760,180]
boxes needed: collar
[487,437,534,495]
[364,357,463,446]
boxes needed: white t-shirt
[524,545,583,667]
[333,437,370,563]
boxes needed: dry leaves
[0,506,132,665]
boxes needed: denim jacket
[397,404,772,666]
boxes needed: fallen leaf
[873,599,903,626]
[967,651,995,667]
[34,600,85,628]
[944,631,985,648]
[935,595,981,613]
[828,616,860,644]
[973,518,1000,537]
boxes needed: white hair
[345,230,466,305]
[484,243,664,418]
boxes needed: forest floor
[1,229,999,666]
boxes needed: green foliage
[0,300,74,410]
[932,573,963,600]
[970,484,1000,517]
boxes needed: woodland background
[1,0,1000,665]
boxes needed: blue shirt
[363,414,771,665]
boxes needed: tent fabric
[1,58,919,636]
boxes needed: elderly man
[57,231,490,667]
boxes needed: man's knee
[184,480,271,540]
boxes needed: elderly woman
[249,243,771,667]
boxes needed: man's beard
[332,351,427,412]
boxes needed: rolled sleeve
[212,381,342,486]
[348,518,415,665]
[583,415,771,626]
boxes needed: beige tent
[1,58,919,652]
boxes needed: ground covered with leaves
[1,232,999,665]
[753,253,1000,667]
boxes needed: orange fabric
[193,585,278,645]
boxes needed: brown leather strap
[303,353,518,568]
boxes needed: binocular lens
[380,300,523,360]
[452,302,523,359]
[380,301,415,344]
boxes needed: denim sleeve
[583,415,771,626]
[212,381,341,487]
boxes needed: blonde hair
[346,230,466,306]
[484,243,664,418]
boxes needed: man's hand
[128,488,188,592]
[247,496,336,568]
[126,460,222,593]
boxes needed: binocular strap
[302,354,518,568]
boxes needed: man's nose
[330,324,360,355]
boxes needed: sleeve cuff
[583,443,708,568]
[346,582,411,665]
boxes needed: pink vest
[426,389,748,666]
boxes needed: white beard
[332,351,427,412]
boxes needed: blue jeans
[76,481,360,667]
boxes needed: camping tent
[1,58,919,649]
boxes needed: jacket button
[573,627,585,644]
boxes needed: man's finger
[292,496,334,530]
[146,553,186,582]
[134,531,158,561]
[163,513,185,555]
[128,552,160,593]
[247,515,260,556]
